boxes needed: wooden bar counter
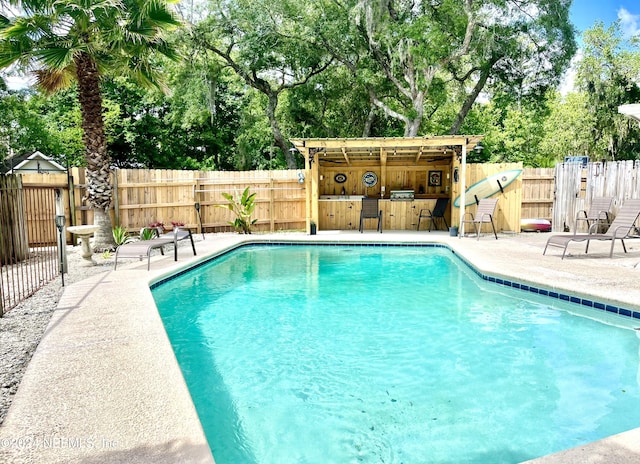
[318,196,450,231]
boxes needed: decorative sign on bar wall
[363,171,378,187]
[428,170,442,187]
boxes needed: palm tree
[0,0,180,250]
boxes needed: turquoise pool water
[152,244,640,464]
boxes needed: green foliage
[140,228,158,241]
[112,225,134,246]
[3,0,638,170]
[0,88,64,160]
[219,187,258,234]
[576,21,640,160]
[539,92,595,164]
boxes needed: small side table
[67,225,100,266]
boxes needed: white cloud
[618,7,640,38]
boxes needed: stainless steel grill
[390,190,414,201]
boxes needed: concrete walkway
[1,230,640,463]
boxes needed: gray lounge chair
[461,198,498,240]
[159,227,197,262]
[544,198,640,259]
[575,196,614,233]
[114,227,197,270]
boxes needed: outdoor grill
[390,190,415,201]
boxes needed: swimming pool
[152,244,640,463]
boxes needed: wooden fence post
[0,175,29,265]
[270,178,275,232]
[112,169,120,226]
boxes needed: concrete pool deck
[1,230,640,463]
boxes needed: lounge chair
[543,198,640,259]
[417,197,449,231]
[114,227,197,270]
[359,197,382,233]
[159,227,197,262]
[461,198,498,240]
[575,196,614,233]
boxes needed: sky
[560,1,640,93]
[2,2,640,91]
[570,1,640,37]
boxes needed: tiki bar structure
[291,136,522,235]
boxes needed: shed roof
[1,151,66,174]
[290,136,483,166]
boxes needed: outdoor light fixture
[473,142,484,154]
[55,214,65,230]
[55,215,66,286]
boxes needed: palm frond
[35,67,75,92]
[36,46,75,69]
[142,0,181,29]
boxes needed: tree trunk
[449,60,497,135]
[405,119,421,137]
[93,208,113,250]
[265,92,296,168]
[75,52,115,250]
[362,103,376,137]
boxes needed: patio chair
[417,197,450,232]
[461,198,498,240]
[575,197,614,233]
[114,226,197,270]
[543,198,640,259]
[359,197,382,233]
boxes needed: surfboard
[453,169,523,207]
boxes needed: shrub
[219,187,258,234]
[112,225,134,246]
[140,228,158,240]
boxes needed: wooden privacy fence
[114,169,306,233]
[521,168,554,223]
[553,160,640,232]
[19,166,555,237]
[19,169,306,234]
[452,163,524,233]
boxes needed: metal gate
[0,175,60,316]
